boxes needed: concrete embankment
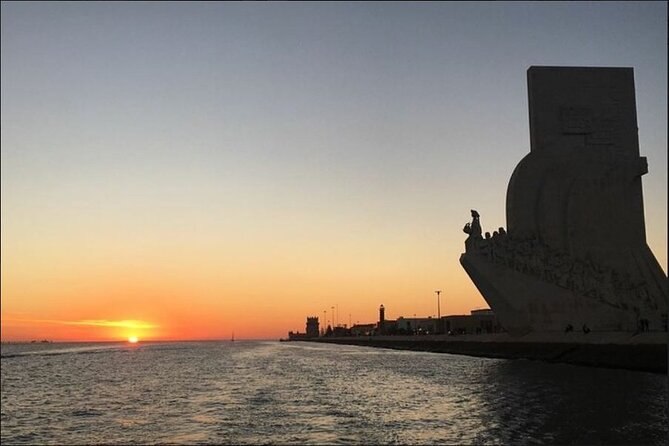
[299,333,667,374]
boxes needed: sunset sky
[2,2,667,341]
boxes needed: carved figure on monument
[463,209,483,251]
[459,66,668,335]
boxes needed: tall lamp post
[435,290,442,334]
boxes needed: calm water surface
[1,341,667,445]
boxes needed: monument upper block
[527,66,639,156]
[461,66,667,336]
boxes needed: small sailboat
[231,332,235,342]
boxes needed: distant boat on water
[231,332,235,342]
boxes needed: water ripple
[1,341,667,445]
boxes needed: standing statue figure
[463,209,483,251]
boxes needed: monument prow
[460,66,668,336]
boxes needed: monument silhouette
[460,66,668,335]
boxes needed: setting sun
[128,336,139,343]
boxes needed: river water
[1,340,666,444]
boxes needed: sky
[1,2,667,341]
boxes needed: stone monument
[460,66,668,335]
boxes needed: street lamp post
[435,290,442,334]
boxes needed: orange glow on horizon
[0,232,501,341]
[0,316,161,342]
[1,213,665,342]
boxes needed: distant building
[391,309,500,335]
[306,317,319,337]
[350,323,376,336]
[378,304,385,330]
[287,331,308,340]
[288,316,321,340]
[377,304,398,334]
[289,307,501,340]
[396,317,438,335]
[332,325,350,337]
[443,309,501,335]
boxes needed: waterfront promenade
[299,332,667,374]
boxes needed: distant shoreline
[293,333,668,374]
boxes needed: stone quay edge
[291,332,667,374]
